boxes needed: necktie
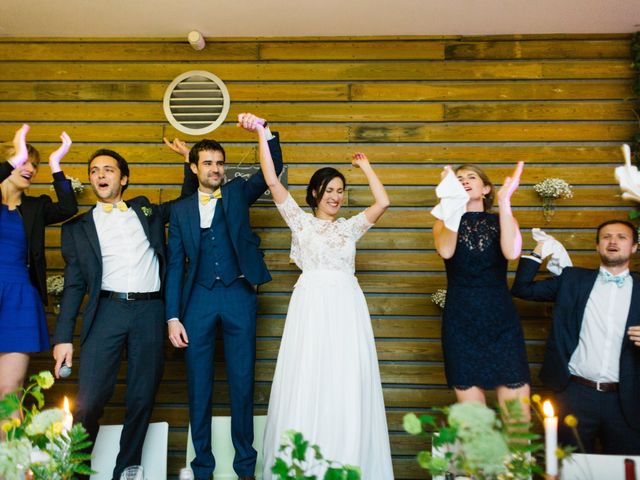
[600,270,628,288]
[101,201,128,213]
[200,189,222,205]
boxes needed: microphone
[59,362,72,378]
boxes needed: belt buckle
[126,292,135,301]
[596,381,604,392]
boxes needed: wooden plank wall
[1,35,638,478]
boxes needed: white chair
[186,415,267,480]
[561,453,640,479]
[90,421,169,480]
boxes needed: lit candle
[63,397,73,433]
[543,400,558,476]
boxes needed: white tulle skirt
[262,270,393,479]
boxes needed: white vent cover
[163,70,230,135]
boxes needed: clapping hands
[48,131,72,173]
[7,124,30,169]
[497,161,524,205]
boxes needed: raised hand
[7,124,30,169]
[440,165,452,180]
[352,152,371,169]
[497,161,524,205]
[163,137,190,159]
[237,112,266,132]
[48,131,72,173]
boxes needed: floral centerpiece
[0,371,93,480]
[403,398,576,479]
[533,178,573,222]
[271,430,361,480]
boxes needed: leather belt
[570,374,619,392]
[100,290,162,301]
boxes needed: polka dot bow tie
[101,201,128,213]
[200,189,222,204]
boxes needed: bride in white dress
[236,114,394,479]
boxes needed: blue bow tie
[600,270,629,287]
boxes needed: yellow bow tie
[200,189,222,205]
[101,201,128,213]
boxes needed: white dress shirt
[93,202,161,293]
[569,267,632,383]
[198,190,218,229]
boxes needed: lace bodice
[276,193,373,274]
[444,212,508,287]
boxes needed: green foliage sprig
[272,430,361,480]
[0,371,94,480]
[404,399,575,480]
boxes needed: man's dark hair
[88,149,130,192]
[189,139,225,165]
[596,219,639,244]
[305,167,347,213]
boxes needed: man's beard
[600,252,630,267]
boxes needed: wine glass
[119,465,144,480]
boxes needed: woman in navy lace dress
[433,163,530,410]
[0,125,77,399]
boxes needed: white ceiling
[1,0,639,38]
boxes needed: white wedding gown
[262,193,394,479]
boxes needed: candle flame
[63,396,70,414]
[543,400,554,417]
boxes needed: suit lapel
[130,202,151,242]
[189,194,201,250]
[576,270,598,317]
[625,273,640,330]
[80,208,102,263]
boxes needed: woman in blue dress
[0,125,77,398]
[433,163,531,412]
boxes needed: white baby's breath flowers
[431,289,447,309]
[533,178,573,199]
[46,275,64,297]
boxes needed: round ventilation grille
[163,70,231,135]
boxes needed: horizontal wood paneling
[5,34,637,479]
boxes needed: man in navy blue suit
[512,220,640,454]
[165,113,283,480]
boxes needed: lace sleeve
[343,211,374,242]
[275,193,307,234]
[275,193,310,268]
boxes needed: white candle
[63,397,73,433]
[543,400,558,476]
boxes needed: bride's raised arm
[353,153,390,224]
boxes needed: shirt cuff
[522,255,542,264]
[167,317,180,323]
[265,127,275,141]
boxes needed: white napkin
[532,228,572,275]
[431,169,469,232]
[614,144,640,203]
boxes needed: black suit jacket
[512,257,640,431]
[0,162,78,304]
[53,164,196,345]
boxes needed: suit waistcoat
[195,201,242,288]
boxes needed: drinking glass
[119,465,144,480]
